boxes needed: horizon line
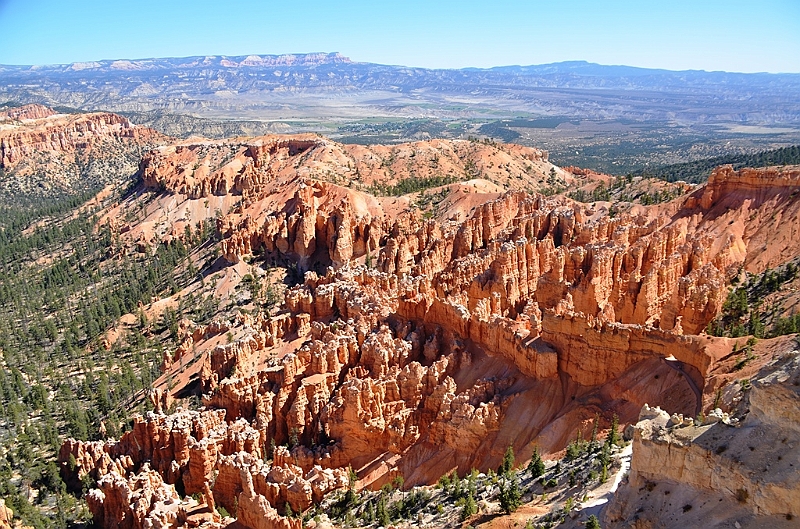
[1,53,798,76]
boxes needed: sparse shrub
[348,466,358,489]
[713,389,723,410]
[590,413,600,450]
[606,414,620,447]
[344,466,358,506]
[736,488,749,503]
[80,472,96,495]
[375,491,390,526]
[566,440,582,461]
[566,430,588,461]
[288,427,299,449]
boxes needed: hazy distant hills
[3,53,799,173]
[1,53,799,124]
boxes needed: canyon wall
[0,105,161,169]
[0,104,166,198]
[61,138,800,528]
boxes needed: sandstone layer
[62,140,800,529]
[0,105,160,169]
[0,104,165,198]
[604,339,800,528]
[0,103,57,122]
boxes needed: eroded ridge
[60,142,800,528]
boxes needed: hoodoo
[54,131,800,527]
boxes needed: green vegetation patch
[629,145,800,183]
[477,122,521,142]
[0,187,221,528]
[369,174,462,197]
[566,176,684,205]
[707,262,799,338]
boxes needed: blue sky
[0,0,798,72]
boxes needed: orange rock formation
[0,499,11,529]
[0,107,161,169]
[138,135,558,199]
[61,135,800,528]
[0,103,57,122]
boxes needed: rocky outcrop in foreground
[605,341,800,528]
[62,147,800,528]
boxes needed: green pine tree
[500,445,515,475]
[527,447,546,479]
[498,477,522,513]
[586,514,602,529]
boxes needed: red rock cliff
[68,152,800,526]
[0,108,161,168]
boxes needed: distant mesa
[56,52,353,72]
[0,103,57,121]
[0,104,165,198]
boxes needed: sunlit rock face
[61,134,800,527]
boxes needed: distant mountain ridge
[1,53,798,124]
[3,54,796,80]
[1,52,351,72]
[3,55,798,96]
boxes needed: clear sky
[0,0,798,73]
